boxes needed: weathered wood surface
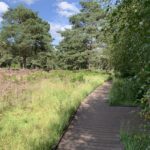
[57,82,140,150]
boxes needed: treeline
[0,1,110,70]
[0,6,54,69]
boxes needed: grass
[109,76,150,150]
[0,69,108,150]
[108,78,139,106]
[121,131,150,150]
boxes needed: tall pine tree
[58,0,107,70]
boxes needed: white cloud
[0,2,9,14]
[50,22,72,44]
[57,1,79,17]
[0,2,9,22]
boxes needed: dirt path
[57,82,140,150]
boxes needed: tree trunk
[23,57,27,68]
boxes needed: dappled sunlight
[58,82,142,150]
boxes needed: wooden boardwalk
[57,82,140,150]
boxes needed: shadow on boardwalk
[57,82,141,150]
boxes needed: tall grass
[109,77,150,149]
[0,70,108,150]
[121,131,150,150]
[109,78,140,106]
[0,70,51,112]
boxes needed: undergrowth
[108,78,140,106]
[121,131,150,150]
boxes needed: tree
[0,41,12,67]
[104,0,150,111]
[58,0,107,70]
[0,5,52,68]
[104,0,150,77]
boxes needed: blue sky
[0,0,81,45]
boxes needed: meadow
[0,69,108,150]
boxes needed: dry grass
[0,69,43,112]
[0,69,108,150]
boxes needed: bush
[140,89,150,120]
[109,78,140,106]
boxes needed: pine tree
[58,0,107,70]
[0,5,52,68]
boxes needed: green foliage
[0,50,12,67]
[26,52,56,70]
[0,5,52,68]
[104,0,150,111]
[109,78,140,106]
[58,0,109,70]
[140,89,150,120]
[105,0,150,77]
[121,132,150,150]
[70,74,85,83]
[89,51,110,70]
[136,68,150,99]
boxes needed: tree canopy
[104,0,150,77]
[104,0,150,115]
[0,5,52,68]
[57,0,109,70]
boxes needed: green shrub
[140,89,150,120]
[109,78,140,106]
